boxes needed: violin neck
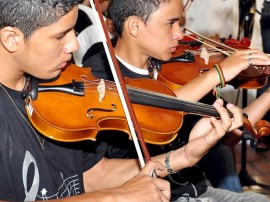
[127,86,233,118]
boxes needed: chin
[38,70,62,81]
[161,55,172,61]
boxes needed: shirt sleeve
[82,140,108,173]
[83,52,114,80]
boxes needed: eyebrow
[167,17,180,23]
[56,27,74,36]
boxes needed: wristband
[165,151,177,174]
[213,64,226,99]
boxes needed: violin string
[58,77,233,117]
[82,81,233,118]
[125,87,233,117]
[82,80,211,109]
[79,76,233,117]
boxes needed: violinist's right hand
[219,49,270,82]
[83,159,170,202]
[110,161,171,202]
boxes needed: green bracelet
[213,64,226,99]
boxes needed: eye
[168,19,178,28]
[56,34,65,40]
[168,21,174,27]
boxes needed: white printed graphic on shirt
[22,151,81,201]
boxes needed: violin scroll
[255,120,270,137]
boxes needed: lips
[170,45,178,53]
[59,61,68,69]
[59,56,72,69]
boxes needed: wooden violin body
[159,44,269,89]
[25,64,183,145]
[25,64,266,147]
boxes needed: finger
[226,103,244,130]
[139,161,165,176]
[153,178,171,201]
[160,193,170,202]
[237,50,270,66]
[212,99,232,132]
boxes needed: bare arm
[243,87,270,126]
[83,159,170,202]
[173,49,270,102]
[24,160,169,202]
[82,99,242,183]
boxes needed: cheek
[25,47,62,78]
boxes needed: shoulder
[83,52,113,80]
[83,52,108,68]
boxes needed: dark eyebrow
[167,17,180,23]
[56,26,74,36]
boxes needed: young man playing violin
[0,0,257,202]
[82,0,270,201]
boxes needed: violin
[24,64,264,146]
[158,44,269,90]
[255,120,270,137]
[25,64,182,145]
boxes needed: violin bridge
[97,79,105,102]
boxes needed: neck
[0,72,27,91]
[0,58,26,91]
[114,40,149,70]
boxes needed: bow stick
[89,0,154,171]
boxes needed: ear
[0,27,22,52]
[127,16,140,37]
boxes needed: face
[138,0,184,61]
[17,6,79,80]
[99,0,110,13]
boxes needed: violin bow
[184,27,270,74]
[184,27,233,55]
[183,0,194,12]
[89,0,153,170]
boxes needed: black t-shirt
[0,84,107,201]
[83,52,207,199]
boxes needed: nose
[173,25,184,41]
[64,30,79,53]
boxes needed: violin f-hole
[86,104,117,118]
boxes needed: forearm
[173,68,219,101]
[243,87,270,126]
[33,191,115,202]
[84,158,141,192]
[152,134,216,178]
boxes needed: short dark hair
[0,0,81,39]
[108,0,168,37]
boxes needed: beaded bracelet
[165,151,177,174]
[213,64,226,99]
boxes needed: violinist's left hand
[188,99,243,146]
[219,49,270,82]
